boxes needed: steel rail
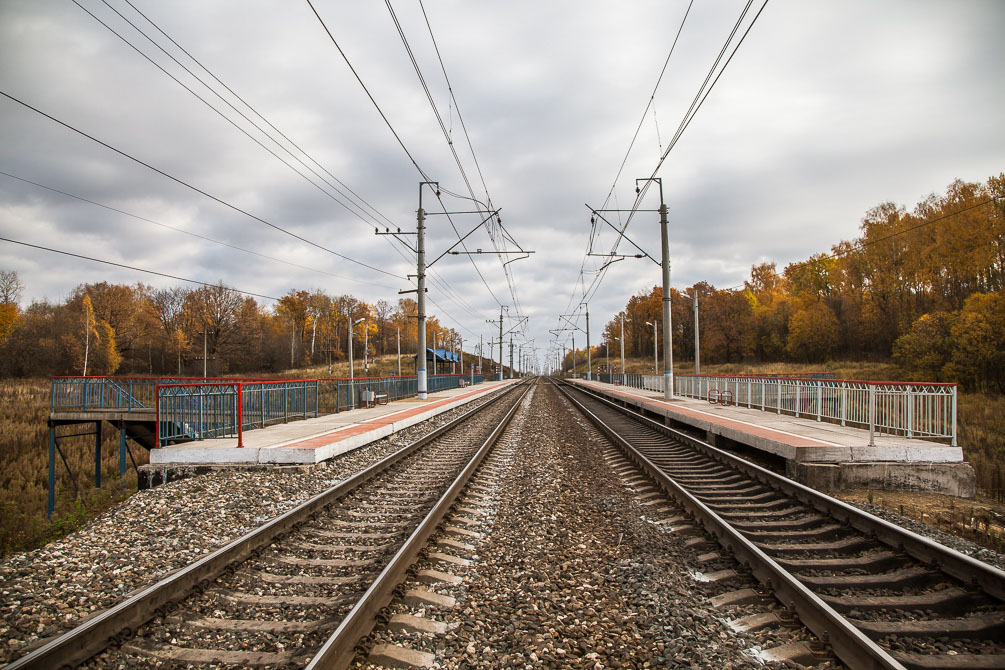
[306,379,534,669]
[565,380,1005,602]
[5,382,525,670]
[552,379,906,670]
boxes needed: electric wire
[0,89,403,279]
[117,0,397,230]
[0,236,280,301]
[0,170,399,291]
[560,0,770,340]
[76,0,387,231]
[304,0,430,181]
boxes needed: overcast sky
[1,0,1002,370]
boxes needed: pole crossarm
[558,314,586,333]
[427,209,500,268]
[586,205,660,266]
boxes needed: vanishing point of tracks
[7,380,531,670]
[555,379,1005,670]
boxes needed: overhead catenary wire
[0,236,280,301]
[75,0,391,231]
[117,0,398,230]
[0,170,399,291]
[0,89,403,279]
[559,0,770,340]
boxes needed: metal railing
[155,373,486,447]
[51,376,236,412]
[673,374,957,446]
[593,373,957,446]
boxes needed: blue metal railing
[155,373,486,447]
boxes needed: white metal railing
[675,374,956,446]
[610,373,957,446]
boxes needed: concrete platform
[573,380,976,498]
[149,379,520,466]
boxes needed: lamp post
[348,317,364,380]
[646,320,658,376]
[363,319,368,374]
[684,289,700,374]
[620,314,629,385]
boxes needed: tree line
[581,174,1004,391]
[0,272,472,378]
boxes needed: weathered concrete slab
[576,380,975,497]
[148,379,518,466]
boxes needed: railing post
[199,385,205,441]
[868,384,876,447]
[776,381,781,414]
[795,385,800,418]
[284,385,289,423]
[951,386,957,447]
[119,425,126,477]
[841,384,847,426]
[94,420,102,489]
[48,427,55,519]
[155,386,161,448]
[906,387,913,438]
[816,385,822,422]
[315,380,319,418]
[237,384,244,448]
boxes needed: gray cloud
[1,0,1002,370]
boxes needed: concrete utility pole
[459,336,463,376]
[397,326,401,376]
[479,334,483,375]
[363,320,368,373]
[660,200,673,399]
[509,336,514,380]
[637,176,673,400]
[584,303,591,381]
[571,334,576,378]
[416,183,431,399]
[202,328,207,378]
[498,309,504,381]
[433,330,438,376]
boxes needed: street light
[645,320,657,376]
[682,289,700,374]
[620,314,630,385]
[349,317,364,380]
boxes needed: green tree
[892,312,955,380]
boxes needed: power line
[74,0,394,234]
[0,170,399,291]
[0,236,280,301]
[304,0,430,180]
[0,89,403,279]
[117,0,397,231]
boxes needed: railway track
[554,379,1005,670]
[6,380,531,670]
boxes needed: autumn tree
[786,302,840,363]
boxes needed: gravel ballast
[0,387,508,663]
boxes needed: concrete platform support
[790,461,976,498]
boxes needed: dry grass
[0,378,148,558]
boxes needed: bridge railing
[155,373,485,447]
[672,374,957,446]
[51,376,239,412]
